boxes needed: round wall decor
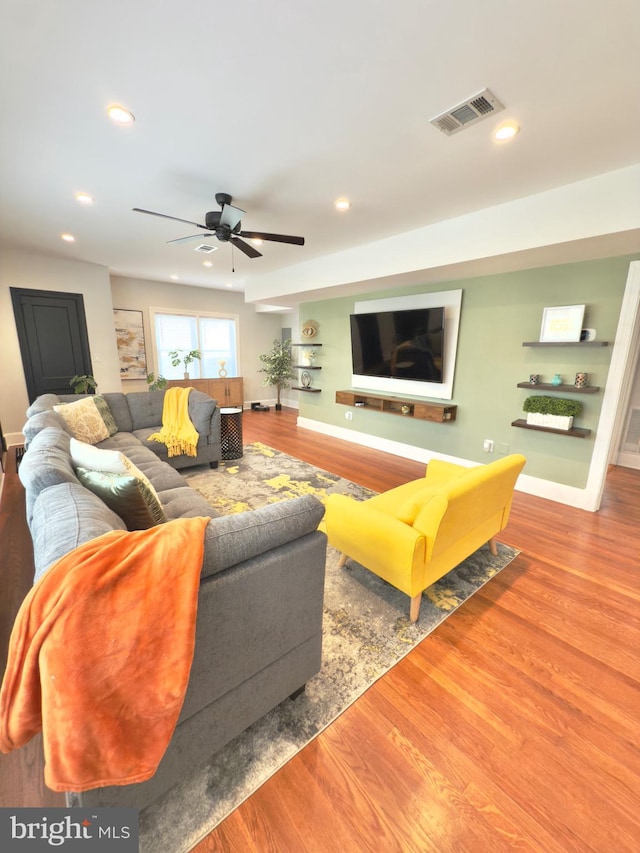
[301,319,318,339]
[301,371,312,388]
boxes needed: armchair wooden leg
[337,552,348,568]
[489,537,498,556]
[409,593,422,623]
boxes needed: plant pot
[184,372,190,380]
[275,403,282,411]
[526,412,574,430]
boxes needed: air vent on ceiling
[430,88,505,136]
[194,244,218,254]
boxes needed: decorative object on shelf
[539,304,586,343]
[522,395,583,431]
[218,360,228,378]
[580,328,596,341]
[69,374,97,395]
[301,319,318,339]
[529,374,540,385]
[300,348,317,367]
[258,339,295,411]
[300,371,312,388]
[401,404,411,415]
[551,373,562,386]
[169,349,201,380]
[575,372,588,387]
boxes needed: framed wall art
[539,304,585,343]
[113,308,147,379]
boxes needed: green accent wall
[298,254,639,489]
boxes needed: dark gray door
[11,288,93,403]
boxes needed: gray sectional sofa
[17,390,327,810]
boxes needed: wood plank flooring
[193,408,640,853]
[2,408,639,852]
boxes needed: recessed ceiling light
[335,198,351,211]
[202,261,213,267]
[226,283,233,288]
[74,192,95,205]
[494,120,520,142]
[107,104,135,125]
[61,233,75,242]
[170,274,179,281]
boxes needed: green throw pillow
[93,395,119,436]
[76,467,167,530]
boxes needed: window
[153,310,238,379]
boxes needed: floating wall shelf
[336,390,456,423]
[516,382,600,394]
[511,419,591,438]
[522,341,609,347]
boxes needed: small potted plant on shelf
[69,374,97,394]
[258,339,295,410]
[523,396,582,431]
[168,349,201,379]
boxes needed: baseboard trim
[297,416,598,511]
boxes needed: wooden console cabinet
[336,390,457,423]
[167,377,244,407]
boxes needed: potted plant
[523,395,583,431]
[168,349,201,379]
[258,339,295,410]
[146,372,168,391]
[69,374,97,394]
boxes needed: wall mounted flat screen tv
[350,306,445,384]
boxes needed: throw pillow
[93,395,118,436]
[76,467,167,530]
[69,438,161,502]
[53,397,110,445]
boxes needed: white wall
[0,249,121,441]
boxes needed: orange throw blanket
[0,516,210,792]
[148,387,199,458]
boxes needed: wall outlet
[345,411,353,420]
[483,439,494,453]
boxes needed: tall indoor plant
[258,339,295,410]
[168,349,201,379]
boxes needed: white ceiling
[1,0,639,302]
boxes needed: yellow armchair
[325,454,526,622]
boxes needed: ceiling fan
[132,192,305,259]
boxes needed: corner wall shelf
[511,419,591,438]
[522,341,609,347]
[517,382,600,394]
[292,386,321,393]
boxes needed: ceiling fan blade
[132,208,208,229]
[239,230,305,246]
[166,233,215,244]
[219,204,245,230]
[230,236,262,258]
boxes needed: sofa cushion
[18,427,79,524]
[158,486,220,520]
[31,482,127,581]
[26,394,60,417]
[93,395,118,436]
[54,397,110,444]
[76,467,168,530]
[102,393,134,433]
[69,437,162,502]
[187,390,216,436]
[23,409,66,445]
[126,391,166,430]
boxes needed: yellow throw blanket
[148,386,199,457]
[0,516,210,792]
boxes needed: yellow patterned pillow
[54,397,110,444]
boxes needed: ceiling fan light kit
[133,192,305,259]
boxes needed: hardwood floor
[193,408,640,853]
[2,408,639,851]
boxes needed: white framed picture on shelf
[539,304,585,342]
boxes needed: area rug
[139,442,519,852]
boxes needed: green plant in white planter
[523,395,582,430]
[168,349,201,379]
[258,339,295,410]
